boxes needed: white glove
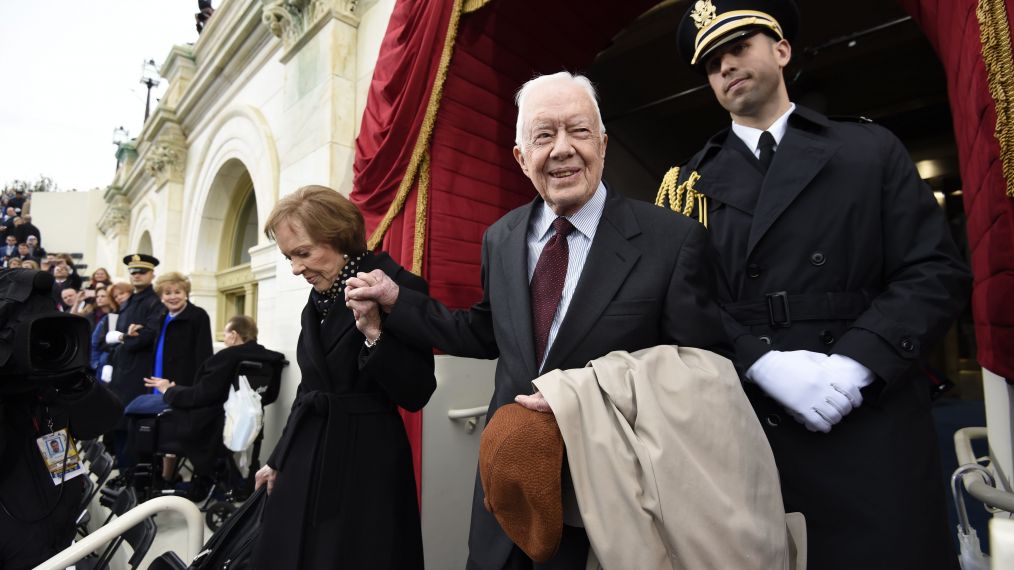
[823,354,875,408]
[105,330,124,345]
[100,364,113,383]
[747,350,854,433]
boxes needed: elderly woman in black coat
[251,185,435,569]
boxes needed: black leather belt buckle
[766,291,791,328]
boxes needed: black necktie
[758,131,776,173]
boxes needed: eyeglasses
[128,268,151,275]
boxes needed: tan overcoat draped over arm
[534,345,804,570]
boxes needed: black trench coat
[679,105,971,569]
[252,252,435,569]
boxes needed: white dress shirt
[731,102,796,158]
[527,183,606,371]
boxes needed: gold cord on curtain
[367,0,465,273]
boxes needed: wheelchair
[109,356,287,531]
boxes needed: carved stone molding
[144,141,186,183]
[261,0,359,53]
[98,194,131,238]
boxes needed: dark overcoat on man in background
[109,285,162,405]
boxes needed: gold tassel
[655,168,708,228]
[977,0,1014,198]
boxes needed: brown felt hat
[479,403,564,562]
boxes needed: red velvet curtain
[898,0,1014,378]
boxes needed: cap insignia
[691,0,718,30]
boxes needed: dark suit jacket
[385,188,729,569]
[681,105,970,569]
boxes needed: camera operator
[0,268,123,568]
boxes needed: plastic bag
[223,374,262,452]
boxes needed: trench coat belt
[272,390,394,526]
[723,290,874,327]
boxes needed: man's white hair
[514,71,606,148]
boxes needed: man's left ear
[775,39,792,68]
[513,145,528,174]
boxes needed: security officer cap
[123,253,160,271]
[677,0,799,68]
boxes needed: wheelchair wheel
[205,500,237,532]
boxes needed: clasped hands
[747,351,874,433]
[344,270,401,346]
[343,270,552,414]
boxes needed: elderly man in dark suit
[659,1,971,568]
[346,71,729,570]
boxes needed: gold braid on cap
[691,10,784,65]
[655,167,708,228]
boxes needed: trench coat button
[809,251,826,266]
[758,335,772,345]
[900,337,915,352]
[747,263,762,278]
[765,414,781,427]
[819,330,835,345]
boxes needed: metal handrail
[953,427,1014,513]
[447,406,489,420]
[448,405,489,434]
[33,495,204,570]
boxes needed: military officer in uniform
[103,253,163,467]
[664,1,971,568]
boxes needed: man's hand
[747,350,855,433]
[515,391,552,413]
[126,323,144,337]
[255,465,277,495]
[344,270,400,314]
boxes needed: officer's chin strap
[654,166,708,228]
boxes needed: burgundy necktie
[531,217,575,367]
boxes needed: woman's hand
[255,465,277,495]
[143,376,175,393]
[349,298,382,345]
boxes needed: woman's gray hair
[514,72,606,148]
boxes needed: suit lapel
[747,121,840,257]
[543,193,640,371]
[497,202,539,379]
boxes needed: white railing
[33,496,204,570]
[954,427,1014,513]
